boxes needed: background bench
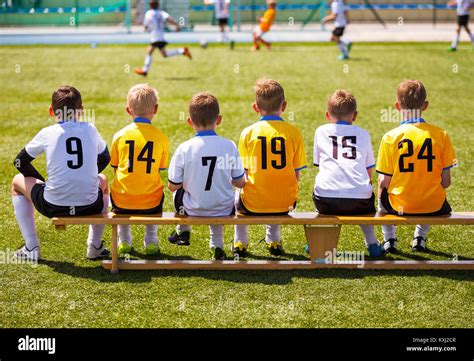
[52,212,474,273]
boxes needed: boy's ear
[422,100,429,111]
[281,100,287,113]
[395,101,401,111]
[49,105,55,117]
[125,106,133,116]
[252,102,260,114]
[352,111,358,122]
[153,104,158,114]
[216,114,223,126]
[187,117,194,127]
[325,111,332,121]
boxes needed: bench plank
[52,211,474,226]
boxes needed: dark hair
[189,92,220,127]
[149,1,159,10]
[51,86,82,120]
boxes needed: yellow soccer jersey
[376,119,456,214]
[110,118,170,210]
[239,116,307,213]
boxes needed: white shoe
[14,245,41,261]
[87,241,110,260]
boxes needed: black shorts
[332,27,345,37]
[380,188,451,216]
[313,193,376,215]
[111,194,164,215]
[236,194,294,216]
[174,188,235,216]
[458,15,469,26]
[151,41,168,49]
[218,18,228,26]
[31,183,103,218]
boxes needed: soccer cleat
[412,236,427,252]
[145,242,160,256]
[168,230,191,246]
[183,47,193,60]
[383,238,398,254]
[230,40,235,50]
[448,47,457,52]
[347,42,353,53]
[230,241,247,258]
[266,241,283,256]
[211,247,226,260]
[134,68,148,76]
[305,243,309,254]
[13,245,41,262]
[251,45,260,51]
[117,241,132,256]
[338,54,349,60]
[87,241,110,260]
[368,243,384,257]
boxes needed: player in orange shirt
[376,80,456,253]
[252,0,277,51]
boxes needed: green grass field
[0,43,473,328]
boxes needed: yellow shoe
[230,241,248,258]
[145,243,160,256]
[118,242,132,256]
[267,241,283,256]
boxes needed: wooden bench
[52,212,474,273]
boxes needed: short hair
[327,89,357,118]
[127,84,159,117]
[51,86,82,121]
[254,78,285,113]
[149,0,159,9]
[189,92,220,127]
[397,80,427,109]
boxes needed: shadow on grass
[39,258,473,286]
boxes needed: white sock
[414,224,430,239]
[209,225,224,249]
[177,224,191,234]
[118,225,132,245]
[382,225,397,241]
[234,225,248,245]
[451,34,460,48]
[87,193,109,248]
[12,195,40,251]
[144,225,158,246]
[166,48,184,57]
[265,224,280,243]
[338,42,348,56]
[359,225,378,246]
[143,54,153,72]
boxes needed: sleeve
[159,135,170,170]
[331,2,338,14]
[441,133,457,170]
[97,147,110,173]
[13,148,46,182]
[293,130,307,171]
[24,128,46,158]
[313,129,320,167]
[143,11,151,27]
[161,10,170,21]
[366,134,376,169]
[238,131,250,170]
[110,134,119,168]
[231,142,246,180]
[168,146,184,185]
[94,126,107,154]
[375,135,394,176]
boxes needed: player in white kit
[448,0,473,51]
[167,92,246,260]
[312,90,384,257]
[11,86,111,261]
[205,0,234,47]
[134,0,192,76]
[322,0,352,60]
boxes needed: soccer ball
[200,39,208,49]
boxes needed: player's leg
[252,27,261,51]
[463,23,474,46]
[378,185,398,253]
[144,225,160,255]
[359,225,384,257]
[168,189,191,246]
[450,24,462,51]
[265,224,283,256]
[86,174,110,259]
[259,34,271,50]
[135,44,155,76]
[160,44,192,60]
[335,35,349,60]
[209,225,225,260]
[11,174,42,260]
[412,224,430,252]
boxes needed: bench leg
[304,225,341,262]
[110,224,119,274]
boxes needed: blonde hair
[127,84,159,117]
[327,89,357,119]
[189,92,220,127]
[397,80,427,110]
[254,78,285,113]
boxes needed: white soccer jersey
[313,122,375,199]
[331,0,347,28]
[143,9,170,42]
[456,0,471,15]
[25,121,106,206]
[168,130,245,217]
[213,0,230,19]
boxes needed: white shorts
[254,26,266,38]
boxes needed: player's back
[111,120,169,210]
[26,121,105,207]
[314,122,374,199]
[239,118,307,213]
[376,120,456,214]
[260,8,276,31]
[170,131,244,216]
[144,9,168,35]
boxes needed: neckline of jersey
[196,130,217,137]
[134,117,152,124]
[335,120,351,125]
[260,115,284,121]
[58,120,78,124]
[400,118,426,125]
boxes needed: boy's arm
[13,148,45,182]
[232,176,246,188]
[441,169,451,189]
[166,17,181,31]
[322,13,336,23]
[97,147,110,173]
[168,181,182,192]
[378,174,391,198]
[168,145,184,192]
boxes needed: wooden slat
[101,260,474,271]
[52,211,474,226]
